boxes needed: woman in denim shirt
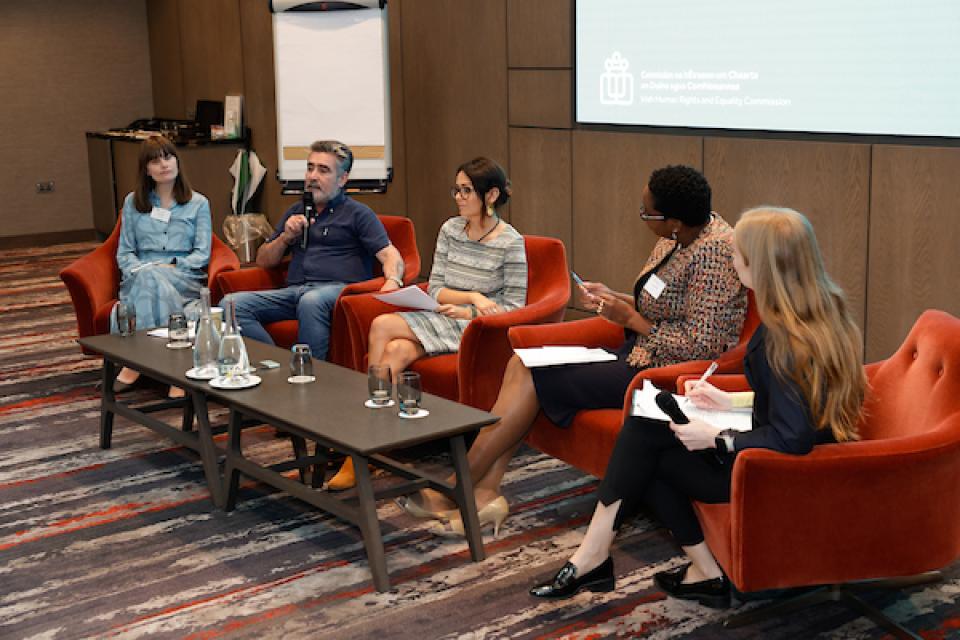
[112,135,212,394]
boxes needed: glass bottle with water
[192,287,221,377]
[217,298,250,382]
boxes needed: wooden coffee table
[80,332,498,592]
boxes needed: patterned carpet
[1,242,959,639]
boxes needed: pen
[685,361,718,406]
[693,361,719,390]
[570,271,585,287]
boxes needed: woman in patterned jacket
[398,165,748,537]
[326,157,528,490]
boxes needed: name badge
[150,207,171,223]
[643,273,666,299]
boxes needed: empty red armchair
[215,214,421,366]
[338,235,569,410]
[60,218,240,356]
[685,310,960,635]
[511,292,758,479]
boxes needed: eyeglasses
[639,203,665,221]
[450,185,475,199]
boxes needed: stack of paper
[513,346,617,368]
[631,380,753,431]
[373,285,438,311]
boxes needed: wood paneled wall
[147,0,959,361]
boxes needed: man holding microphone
[226,140,404,360]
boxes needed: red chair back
[859,309,960,441]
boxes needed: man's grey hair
[310,140,353,176]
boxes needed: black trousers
[597,417,734,546]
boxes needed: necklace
[471,214,501,243]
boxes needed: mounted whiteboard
[272,4,391,188]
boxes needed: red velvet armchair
[60,218,240,356]
[510,291,759,478]
[679,309,960,636]
[337,235,570,410]
[215,214,421,367]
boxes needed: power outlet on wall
[36,181,55,194]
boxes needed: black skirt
[531,341,640,427]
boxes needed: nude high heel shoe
[429,496,509,538]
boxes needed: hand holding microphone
[300,192,316,249]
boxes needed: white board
[273,7,391,184]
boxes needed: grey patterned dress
[399,216,528,355]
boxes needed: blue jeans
[225,282,346,360]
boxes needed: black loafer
[530,557,615,599]
[654,564,731,609]
[112,378,138,393]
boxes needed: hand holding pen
[683,361,732,410]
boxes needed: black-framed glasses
[450,185,475,199]
[639,203,665,221]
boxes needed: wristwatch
[715,429,737,455]
[387,275,404,287]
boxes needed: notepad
[513,346,617,368]
[631,380,753,431]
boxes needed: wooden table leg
[99,359,117,449]
[352,453,390,591]
[449,434,485,562]
[223,408,245,512]
[191,392,224,509]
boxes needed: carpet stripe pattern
[0,242,958,639]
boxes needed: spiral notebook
[631,380,753,431]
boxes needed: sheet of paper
[373,285,439,311]
[513,346,618,368]
[631,380,753,431]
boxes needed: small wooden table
[80,332,498,591]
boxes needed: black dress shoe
[653,564,731,609]
[530,557,615,599]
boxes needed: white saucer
[209,374,262,390]
[185,366,218,380]
[398,408,430,419]
[365,398,396,409]
[287,375,316,384]
[166,342,192,350]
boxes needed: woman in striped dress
[325,157,528,490]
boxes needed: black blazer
[731,325,833,455]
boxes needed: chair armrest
[216,266,287,296]
[207,243,240,304]
[508,317,625,350]
[676,373,750,394]
[457,296,565,410]
[59,242,121,340]
[729,415,960,585]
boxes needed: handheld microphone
[300,192,316,250]
[655,391,689,424]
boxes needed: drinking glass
[167,311,190,348]
[367,364,393,406]
[116,302,136,337]
[398,371,422,416]
[288,344,315,383]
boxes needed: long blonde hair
[735,207,865,441]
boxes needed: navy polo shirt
[269,193,390,286]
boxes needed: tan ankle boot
[325,457,357,491]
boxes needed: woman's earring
[486,205,495,217]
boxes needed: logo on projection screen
[600,52,634,106]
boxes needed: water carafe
[217,298,250,381]
[192,287,221,376]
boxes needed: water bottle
[217,298,250,381]
[192,287,221,376]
